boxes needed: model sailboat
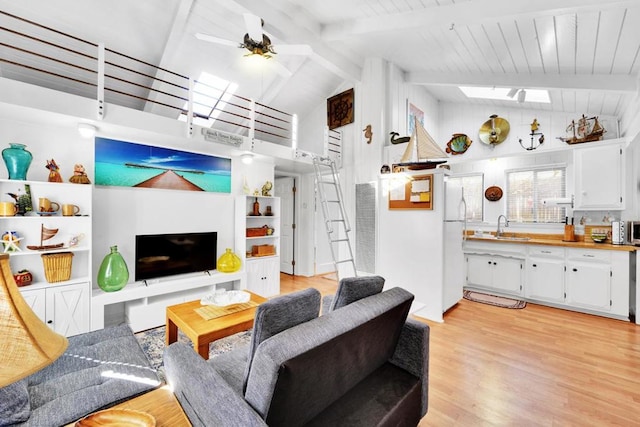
[396,116,448,169]
[27,224,64,250]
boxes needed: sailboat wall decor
[395,117,449,170]
[559,114,606,144]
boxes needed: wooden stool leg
[166,319,178,346]
[196,340,210,360]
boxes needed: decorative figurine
[261,181,273,197]
[7,185,33,216]
[2,231,23,253]
[69,163,91,184]
[46,159,63,182]
[363,124,372,144]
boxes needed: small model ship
[27,224,64,250]
[559,115,605,144]
[395,117,448,170]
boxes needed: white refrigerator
[377,169,466,322]
[443,178,466,312]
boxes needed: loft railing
[0,10,296,148]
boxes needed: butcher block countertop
[465,231,637,252]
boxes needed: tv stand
[91,270,245,332]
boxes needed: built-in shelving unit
[4,179,92,336]
[235,195,281,297]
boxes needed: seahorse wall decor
[363,124,372,144]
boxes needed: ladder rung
[329,219,345,222]
[319,180,337,185]
[336,259,354,264]
[331,238,349,243]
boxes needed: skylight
[459,86,550,103]
[179,72,238,126]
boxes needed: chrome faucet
[497,214,509,237]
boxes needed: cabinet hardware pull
[572,268,577,272]
[542,250,551,254]
[493,262,497,265]
[47,320,53,324]
[532,264,537,267]
[488,261,492,264]
[583,255,595,258]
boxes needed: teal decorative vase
[2,143,33,180]
[97,245,129,292]
[217,248,242,273]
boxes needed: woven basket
[41,252,74,283]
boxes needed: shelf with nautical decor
[0,179,91,290]
[235,195,280,297]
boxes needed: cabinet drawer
[566,248,610,263]
[528,246,565,258]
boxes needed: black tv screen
[135,232,217,281]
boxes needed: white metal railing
[0,10,295,147]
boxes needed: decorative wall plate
[484,186,503,201]
[445,133,472,154]
[479,114,510,145]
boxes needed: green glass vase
[97,245,129,292]
[217,248,242,273]
[2,143,33,180]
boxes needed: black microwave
[628,221,640,246]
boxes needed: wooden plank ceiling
[0,0,637,122]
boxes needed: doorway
[275,177,295,275]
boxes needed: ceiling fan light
[517,89,526,103]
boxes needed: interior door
[275,177,295,274]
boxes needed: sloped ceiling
[0,0,638,122]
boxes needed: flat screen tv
[135,232,217,281]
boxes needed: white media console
[91,270,245,332]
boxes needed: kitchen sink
[495,236,531,241]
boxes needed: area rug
[463,290,527,309]
[135,326,252,376]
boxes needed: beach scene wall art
[95,137,231,193]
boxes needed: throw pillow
[0,379,31,426]
[329,275,385,312]
[243,288,321,391]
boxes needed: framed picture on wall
[327,88,355,130]
[94,137,231,193]
[407,101,424,136]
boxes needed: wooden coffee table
[166,290,267,359]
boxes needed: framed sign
[388,174,433,210]
[327,88,354,130]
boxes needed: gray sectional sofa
[164,286,430,426]
[0,324,159,427]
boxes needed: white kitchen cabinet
[235,196,280,297]
[526,246,566,303]
[466,254,523,296]
[20,281,90,337]
[565,249,612,312]
[246,257,280,297]
[574,142,625,210]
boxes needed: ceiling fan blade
[274,44,313,56]
[243,13,263,42]
[195,32,238,47]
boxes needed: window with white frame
[506,166,566,223]
[448,174,484,221]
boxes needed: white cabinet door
[20,287,46,321]
[246,258,280,297]
[47,282,90,336]
[526,258,565,303]
[566,262,611,311]
[467,254,523,295]
[574,144,624,210]
[467,254,493,288]
[492,257,523,295]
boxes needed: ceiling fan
[195,13,311,75]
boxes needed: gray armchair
[321,275,385,314]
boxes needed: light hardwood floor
[280,273,640,426]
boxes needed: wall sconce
[77,123,97,138]
[241,153,254,165]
